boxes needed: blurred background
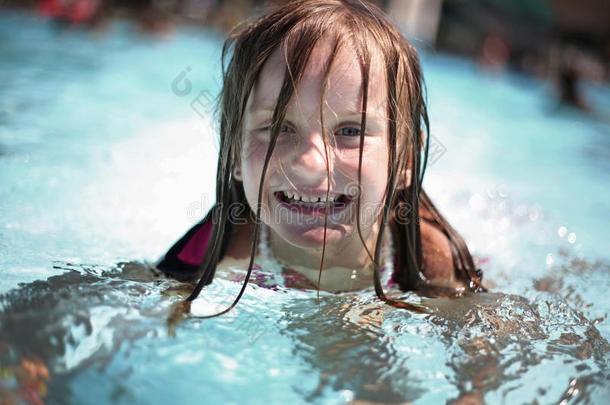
[2,0,608,104]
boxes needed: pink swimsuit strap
[177,219,213,266]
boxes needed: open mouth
[274,190,353,216]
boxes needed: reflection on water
[1,258,608,404]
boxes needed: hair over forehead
[221,0,426,156]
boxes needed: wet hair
[186,0,484,316]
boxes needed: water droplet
[546,253,554,266]
[529,206,540,221]
[469,194,485,211]
[567,233,576,244]
[497,183,508,198]
[558,226,567,238]
[340,390,354,402]
[515,204,528,217]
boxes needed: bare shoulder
[419,208,456,282]
[224,219,255,260]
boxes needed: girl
[158,0,485,316]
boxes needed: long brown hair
[185,0,484,316]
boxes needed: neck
[266,223,388,291]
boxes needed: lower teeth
[291,200,325,206]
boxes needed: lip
[273,191,353,216]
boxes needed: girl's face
[240,39,389,262]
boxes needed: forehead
[248,38,387,114]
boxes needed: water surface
[1,10,609,404]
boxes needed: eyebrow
[248,107,275,114]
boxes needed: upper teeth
[282,191,338,203]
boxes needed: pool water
[1,10,609,405]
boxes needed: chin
[274,223,346,249]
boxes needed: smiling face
[239,38,390,267]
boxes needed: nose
[287,131,332,182]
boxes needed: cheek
[337,141,389,198]
[241,140,267,200]
[363,154,389,203]
[240,137,289,204]
[241,134,297,180]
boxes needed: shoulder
[223,219,255,259]
[156,219,210,281]
[419,207,456,282]
[157,214,254,281]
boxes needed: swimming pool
[1,10,608,404]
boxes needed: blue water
[1,10,609,405]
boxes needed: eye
[280,124,295,133]
[336,127,361,137]
[259,123,295,133]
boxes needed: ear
[232,155,243,182]
[397,131,424,189]
[397,147,412,189]
[233,166,243,182]
[398,130,426,187]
